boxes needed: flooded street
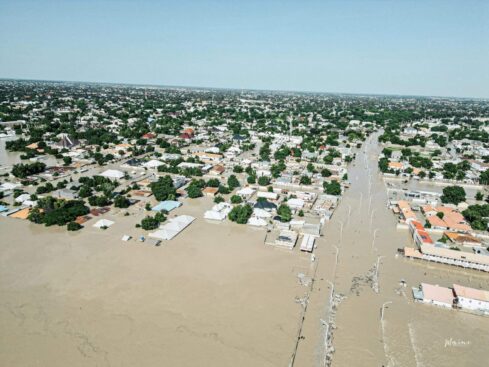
[0,136,59,169]
[295,132,489,367]
[2,2,488,365]
[0,137,22,167]
[1,133,488,367]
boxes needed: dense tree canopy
[11,162,46,178]
[441,186,466,205]
[150,176,177,201]
[114,195,131,208]
[480,169,489,185]
[462,204,489,231]
[228,204,253,224]
[227,175,240,189]
[277,204,292,222]
[323,181,341,196]
[29,197,89,227]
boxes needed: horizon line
[1,76,487,102]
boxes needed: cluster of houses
[378,116,488,186]
[413,282,489,315]
[201,183,339,253]
[391,193,489,316]
[393,200,489,272]
[2,81,374,251]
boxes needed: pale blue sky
[1,0,488,98]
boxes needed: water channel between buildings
[294,132,489,367]
[1,133,488,367]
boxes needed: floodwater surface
[294,133,489,367]
[1,134,488,367]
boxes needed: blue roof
[152,200,181,212]
[0,205,8,213]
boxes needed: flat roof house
[152,200,181,213]
[419,283,454,308]
[453,284,489,313]
[202,187,219,197]
[100,169,125,180]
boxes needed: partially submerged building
[149,215,195,240]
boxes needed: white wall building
[453,284,489,313]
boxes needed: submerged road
[294,132,489,367]
[293,132,391,366]
[326,131,395,366]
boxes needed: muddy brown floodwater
[1,133,488,367]
[294,132,489,367]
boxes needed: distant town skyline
[1,0,488,99]
[2,77,488,101]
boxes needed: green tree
[382,148,393,158]
[442,162,458,179]
[88,195,111,207]
[206,178,220,187]
[462,204,489,231]
[274,145,291,160]
[67,221,82,231]
[30,197,89,227]
[63,156,72,166]
[150,176,176,201]
[228,204,253,224]
[227,175,240,189]
[480,170,489,185]
[323,155,334,164]
[257,176,270,186]
[154,211,167,223]
[114,195,130,208]
[218,185,230,194]
[230,195,242,204]
[441,186,466,205]
[28,207,44,224]
[187,183,203,198]
[277,204,292,222]
[11,162,46,178]
[378,158,389,173]
[323,181,341,196]
[300,175,312,185]
[321,168,332,177]
[141,216,160,230]
[36,182,54,194]
[259,144,271,161]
